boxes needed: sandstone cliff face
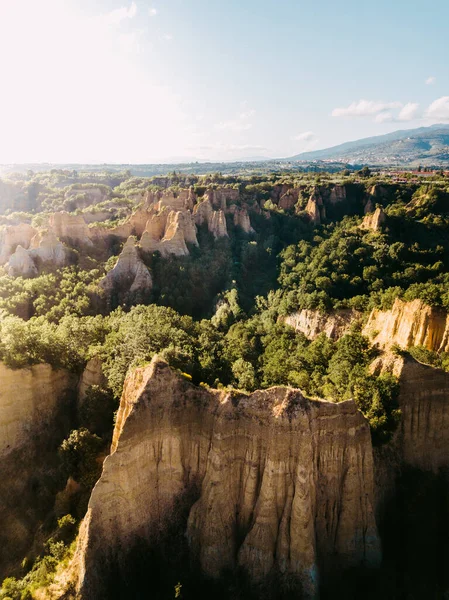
[0,363,76,577]
[193,199,228,238]
[305,189,326,225]
[231,206,255,233]
[140,209,198,256]
[7,245,38,277]
[283,309,359,340]
[73,358,380,599]
[100,237,152,304]
[0,362,73,457]
[29,230,69,266]
[206,187,239,211]
[329,185,346,204]
[363,298,449,352]
[49,212,92,245]
[370,351,449,473]
[0,223,37,264]
[361,207,386,231]
[78,357,106,402]
[6,230,70,276]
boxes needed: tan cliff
[6,231,70,277]
[0,362,76,577]
[370,352,449,473]
[361,207,386,231]
[283,308,360,340]
[70,357,380,599]
[0,362,73,457]
[49,212,93,245]
[140,209,198,256]
[100,237,152,303]
[305,188,326,225]
[230,205,255,233]
[363,297,449,352]
[0,223,37,265]
[193,199,229,238]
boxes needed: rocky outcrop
[49,212,92,245]
[0,363,76,577]
[278,188,299,211]
[370,351,449,473]
[0,223,37,264]
[305,189,325,225]
[329,185,346,204]
[7,245,38,277]
[0,362,73,458]
[100,237,152,305]
[71,357,380,599]
[140,209,198,256]
[231,206,254,233]
[206,187,239,211]
[145,189,195,212]
[64,185,110,209]
[363,298,449,352]
[5,230,70,276]
[193,198,213,225]
[361,207,386,231]
[193,199,228,238]
[284,309,359,340]
[29,230,69,266]
[208,209,228,238]
[78,357,106,402]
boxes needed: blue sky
[0,0,448,162]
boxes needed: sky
[0,0,448,163]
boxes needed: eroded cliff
[71,357,380,599]
[0,363,76,579]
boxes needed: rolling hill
[291,124,449,166]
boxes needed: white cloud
[398,102,420,121]
[374,112,393,123]
[104,2,137,26]
[292,131,316,142]
[162,33,173,41]
[215,109,255,132]
[426,76,436,85]
[148,7,158,17]
[332,99,402,118]
[334,99,420,123]
[425,96,449,122]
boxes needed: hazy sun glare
[0,0,187,163]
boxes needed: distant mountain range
[290,124,449,166]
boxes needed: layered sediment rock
[231,206,254,232]
[283,308,359,340]
[140,209,198,256]
[100,236,153,296]
[363,297,449,352]
[7,245,38,277]
[193,200,228,237]
[29,230,69,266]
[49,212,92,245]
[100,237,152,304]
[78,357,106,402]
[361,207,386,231]
[329,185,346,204]
[305,189,325,224]
[0,223,37,264]
[72,357,380,599]
[0,362,73,457]
[0,362,75,577]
